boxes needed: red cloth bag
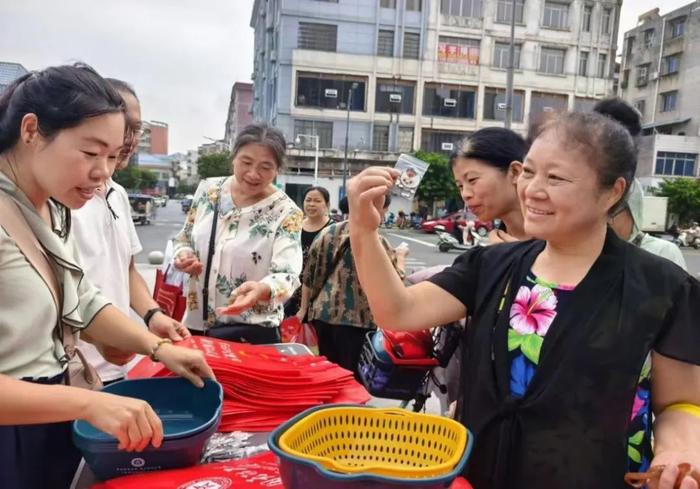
[153,268,187,321]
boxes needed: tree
[198,152,232,179]
[414,151,461,204]
[657,178,700,225]
[112,166,159,192]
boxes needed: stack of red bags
[128,336,370,432]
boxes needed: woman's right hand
[81,391,163,452]
[173,250,203,276]
[347,167,399,233]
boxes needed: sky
[0,0,692,154]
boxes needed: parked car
[128,194,156,225]
[420,210,493,236]
[153,196,167,207]
[181,195,194,213]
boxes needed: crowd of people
[0,61,698,489]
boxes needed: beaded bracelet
[150,338,173,362]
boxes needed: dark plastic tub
[73,377,222,480]
[268,404,473,489]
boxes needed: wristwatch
[143,307,163,328]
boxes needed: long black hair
[450,127,528,171]
[0,63,127,154]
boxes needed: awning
[642,118,691,131]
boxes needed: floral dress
[508,275,653,474]
[173,177,303,331]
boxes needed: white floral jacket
[173,177,303,330]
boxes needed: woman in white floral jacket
[173,124,303,343]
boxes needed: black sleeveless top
[429,230,699,489]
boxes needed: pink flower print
[509,284,557,336]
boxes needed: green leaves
[627,445,642,464]
[508,330,544,364]
[413,151,461,203]
[113,166,158,192]
[657,178,700,225]
[198,152,232,179]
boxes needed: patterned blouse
[173,177,303,331]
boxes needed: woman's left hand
[216,281,271,316]
[148,312,192,342]
[155,343,215,388]
[647,452,700,489]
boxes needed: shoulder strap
[202,185,222,323]
[0,195,74,349]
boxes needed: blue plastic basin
[73,377,222,480]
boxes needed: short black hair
[303,186,330,205]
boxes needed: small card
[392,154,429,200]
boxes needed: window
[493,42,521,69]
[634,100,645,117]
[636,64,649,86]
[625,36,635,58]
[298,22,337,52]
[440,0,482,18]
[643,28,654,47]
[661,91,678,112]
[664,54,680,75]
[438,36,480,65]
[403,32,420,59]
[380,0,396,7]
[582,4,592,32]
[406,0,421,11]
[293,120,333,149]
[296,72,367,111]
[420,129,464,152]
[621,69,630,88]
[574,97,597,112]
[375,80,415,114]
[483,87,524,122]
[543,2,569,29]
[529,91,568,121]
[669,17,685,39]
[601,7,612,34]
[539,47,566,74]
[372,125,390,151]
[578,51,589,76]
[422,83,476,118]
[398,127,414,152]
[377,29,394,57]
[496,0,524,24]
[655,152,697,177]
[597,53,607,78]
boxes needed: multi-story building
[0,62,29,94]
[225,82,254,148]
[135,153,175,194]
[250,0,620,206]
[619,2,700,190]
[138,121,169,155]
[198,140,230,156]
[170,150,201,187]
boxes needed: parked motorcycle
[674,229,700,249]
[435,224,487,252]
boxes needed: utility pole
[342,82,358,197]
[504,0,517,129]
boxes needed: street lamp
[295,133,320,184]
[342,82,359,198]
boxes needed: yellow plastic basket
[277,406,468,479]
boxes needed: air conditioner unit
[269,50,277,62]
[324,88,338,98]
[650,71,659,81]
[497,102,507,111]
[441,142,454,151]
[389,93,403,103]
[444,98,457,107]
[543,106,554,112]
